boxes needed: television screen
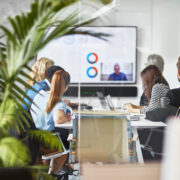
[37,26,137,84]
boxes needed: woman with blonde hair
[27,57,54,86]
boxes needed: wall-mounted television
[38,26,137,84]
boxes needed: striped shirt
[141,83,170,114]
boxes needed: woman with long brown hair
[30,70,71,172]
[127,65,170,114]
[30,70,71,131]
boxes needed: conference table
[55,110,167,164]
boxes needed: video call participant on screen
[140,54,169,106]
[108,64,127,81]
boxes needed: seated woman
[127,65,170,161]
[30,70,71,148]
[127,65,170,114]
[30,70,71,172]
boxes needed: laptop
[96,92,114,110]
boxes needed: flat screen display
[38,26,137,84]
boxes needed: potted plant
[0,0,110,179]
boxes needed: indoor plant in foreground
[0,0,109,179]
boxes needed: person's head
[45,65,64,83]
[45,70,70,113]
[27,57,54,86]
[145,54,164,73]
[141,65,162,101]
[114,64,120,75]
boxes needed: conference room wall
[0,0,179,106]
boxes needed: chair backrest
[166,88,180,108]
[75,111,129,163]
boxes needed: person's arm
[141,84,163,114]
[64,99,71,106]
[53,109,71,124]
[126,103,143,114]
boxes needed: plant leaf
[0,137,31,167]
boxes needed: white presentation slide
[38,26,137,84]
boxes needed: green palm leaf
[0,137,31,167]
[0,0,112,174]
[28,130,63,151]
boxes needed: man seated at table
[108,64,127,81]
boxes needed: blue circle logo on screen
[87,52,98,64]
[87,67,98,78]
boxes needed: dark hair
[141,65,162,84]
[45,70,70,113]
[45,65,64,82]
[141,65,162,102]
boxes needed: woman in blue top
[31,70,71,151]
[31,70,71,131]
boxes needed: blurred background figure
[108,63,127,81]
[176,56,180,82]
[166,57,180,108]
[27,57,54,86]
[140,54,169,106]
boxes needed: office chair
[41,132,70,174]
[140,106,178,160]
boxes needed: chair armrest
[42,150,70,160]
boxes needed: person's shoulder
[56,100,66,107]
[36,80,49,90]
[120,72,126,76]
[108,73,115,80]
[109,73,114,77]
[162,76,169,87]
[53,101,67,112]
[34,90,48,102]
[153,83,169,90]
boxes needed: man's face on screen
[114,65,120,75]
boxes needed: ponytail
[45,70,70,113]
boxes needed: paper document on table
[131,119,167,128]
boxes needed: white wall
[0,0,180,108]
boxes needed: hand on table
[124,103,141,114]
